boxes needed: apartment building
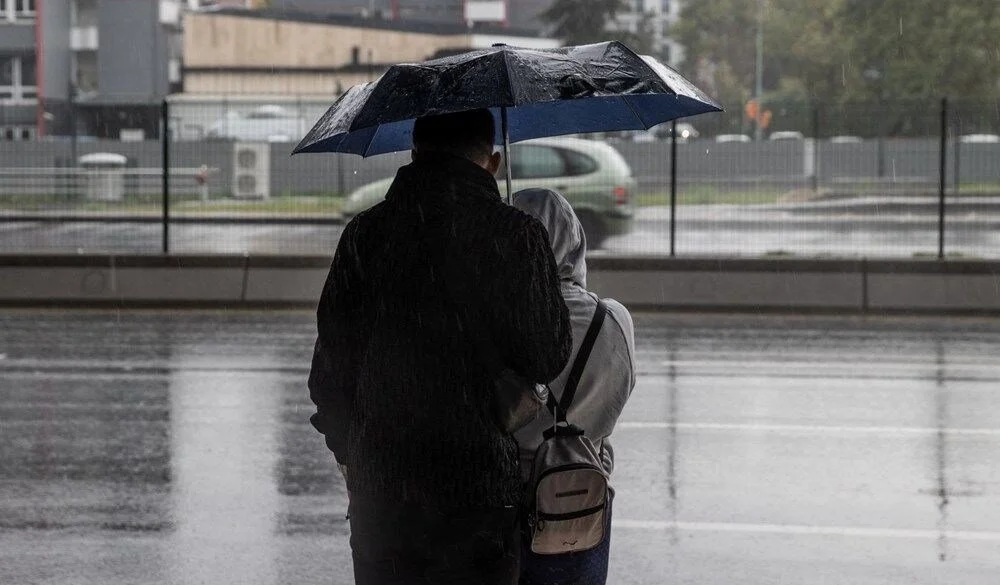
[0,0,38,139]
[1,0,185,139]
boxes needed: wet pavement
[1,310,999,584]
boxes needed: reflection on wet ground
[1,311,999,584]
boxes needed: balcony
[70,26,99,51]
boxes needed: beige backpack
[525,301,609,554]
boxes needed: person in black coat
[308,108,573,585]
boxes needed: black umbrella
[293,41,722,200]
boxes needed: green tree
[766,0,850,101]
[671,0,759,107]
[673,0,1000,106]
[840,0,1000,102]
[540,0,629,46]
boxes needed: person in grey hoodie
[513,188,636,585]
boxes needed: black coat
[309,153,572,509]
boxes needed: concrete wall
[2,255,999,314]
[615,139,999,187]
[184,71,377,95]
[0,139,403,196]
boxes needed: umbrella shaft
[501,107,512,205]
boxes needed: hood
[513,188,587,288]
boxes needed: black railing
[1,97,998,258]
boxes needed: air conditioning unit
[231,142,270,199]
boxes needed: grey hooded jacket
[513,188,636,480]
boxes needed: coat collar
[385,152,501,205]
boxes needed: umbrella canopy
[292,41,722,157]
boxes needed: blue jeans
[519,494,613,585]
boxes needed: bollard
[162,99,170,255]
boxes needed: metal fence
[1,97,998,258]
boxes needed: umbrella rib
[619,94,648,130]
[363,124,382,158]
[499,48,517,108]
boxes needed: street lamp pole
[754,0,764,141]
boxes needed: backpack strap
[547,299,607,423]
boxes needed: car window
[511,145,567,179]
[560,148,598,176]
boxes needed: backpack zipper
[537,501,607,522]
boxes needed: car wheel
[577,211,607,250]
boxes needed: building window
[1,126,36,141]
[0,55,38,102]
[17,0,36,16]
[1,0,35,20]
[511,145,568,179]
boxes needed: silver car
[342,136,636,248]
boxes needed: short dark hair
[412,109,496,161]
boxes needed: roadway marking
[618,422,1000,437]
[613,519,1000,542]
[658,359,1000,374]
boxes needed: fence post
[937,97,948,260]
[811,103,820,192]
[953,113,961,197]
[669,119,678,257]
[162,99,170,255]
[876,100,886,177]
[69,85,78,169]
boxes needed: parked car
[829,135,864,144]
[620,122,700,143]
[631,130,658,143]
[769,130,804,141]
[959,133,1000,144]
[205,105,309,142]
[651,122,700,141]
[715,134,752,143]
[342,136,636,248]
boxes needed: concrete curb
[1,255,999,314]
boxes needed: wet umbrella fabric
[291,41,722,158]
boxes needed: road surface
[2,206,999,257]
[1,311,998,584]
